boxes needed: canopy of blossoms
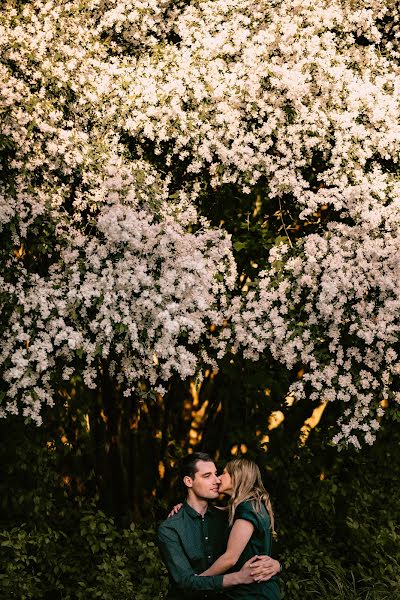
[1,0,399,446]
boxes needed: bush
[0,510,168,600]
[1,415,399,599]
[0,420,168,600]
[270,421,400,600]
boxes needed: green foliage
[0,510,167,600]
[294,564,398,600]
[0,420,168,600]
[268,421,400,600]
[1,417,399,600]
[1,360,399,600]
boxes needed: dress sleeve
[234,501,261,532]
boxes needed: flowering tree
[0,0,236,426]
[1,0,399,448]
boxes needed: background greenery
[1,383,399,599]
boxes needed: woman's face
[218,467,233,495]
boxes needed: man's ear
[183,475,193,488]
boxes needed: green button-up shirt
[157,501,229,600]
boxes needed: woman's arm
[200,519,254,576]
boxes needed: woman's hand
[167,503,183,518]
[250,555,281,581]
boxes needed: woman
[200,458,281,599]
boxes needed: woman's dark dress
[226,500,281,600]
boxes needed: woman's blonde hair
[225,458,275,532]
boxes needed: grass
[284,563,400,600]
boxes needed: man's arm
[157,524,256,592]
[222,556,262,587]
[158,524,224,593]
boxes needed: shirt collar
[183,500,215,519]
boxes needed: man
[158,452,281,599]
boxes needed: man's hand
[223,555,281,588]
[237,557,261,584]
[250,555,281,582]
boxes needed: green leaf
[233,241,247,252]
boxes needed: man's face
[185,460,220,500]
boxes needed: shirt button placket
[202,515,212,564]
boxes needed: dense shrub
[271,422,400,599]
[0,512,167,600]
[0,420,167,600]
[1,419,399,599]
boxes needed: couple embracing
[158,452,282,600]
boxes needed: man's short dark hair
[180,452,213,480]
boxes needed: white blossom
[0,0,399,445]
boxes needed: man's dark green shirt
[157,501,229,600]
